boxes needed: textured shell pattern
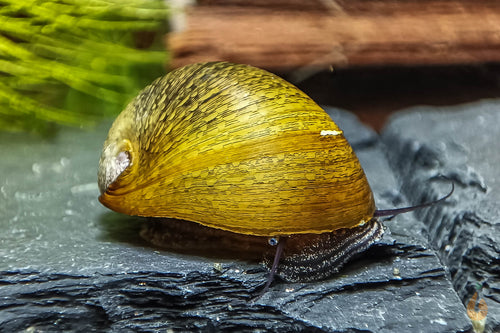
[98,62,375,236]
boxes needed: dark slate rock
[382,100,500,333]
[0,110,471,332]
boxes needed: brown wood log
[168,1,500,71]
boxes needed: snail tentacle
[256,237,287,298]
[374,182,454,218]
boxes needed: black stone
[382,101,500,332]
[0,107,474,332]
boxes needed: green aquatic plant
[0,0,169,135]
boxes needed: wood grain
[168,1,500,70]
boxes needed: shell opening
[115,151,130,176]
[98,149,130,194]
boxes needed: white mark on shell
[320,130,342,136]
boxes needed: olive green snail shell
[98,61,375,236]
[97,61,384,283]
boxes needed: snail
[98,61,452,289]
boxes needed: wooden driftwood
[168,0,500,71]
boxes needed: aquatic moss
[0,0,169,135]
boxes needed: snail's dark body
[140,216,383,282]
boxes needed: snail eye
[268,237,279,246]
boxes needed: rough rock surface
[383,101,500,333]
[0,108,473,332]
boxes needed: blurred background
[0,0,168,136]
[1,0,500,135]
